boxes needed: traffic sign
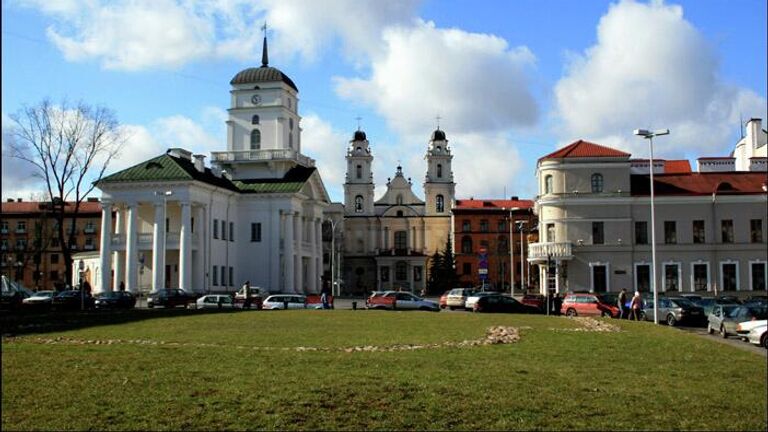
[478,268,488,275]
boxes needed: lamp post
[155,190,173,290]
[634,128,670,325]
[508,207,520,296]
[327,218,344,297]
[517,220,528,293]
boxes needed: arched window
[356,164,362,179]
[436,194,445,213]
[461,236,473,254]
[397,194,403,205]
[251,115,259,125]
[544,175,553,194]
[289,118,294,130]
[436,146,442,152]
[437,164,443,178]
[354,195,363,213]
[289,132,293,148]
[591,173,603,193]
[250,129,261,150]
[396,210,404,217]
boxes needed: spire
[261,22,269,67]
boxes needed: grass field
[2,309,767,431]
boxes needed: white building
[530,127,767,296]
[341,129,456,294]
[94,37,330,295]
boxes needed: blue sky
[2,0,766,203]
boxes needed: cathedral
[340,129,456,295]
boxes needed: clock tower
[344,130,375,216]
[424,128,455,216]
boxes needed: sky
[2,0,766,203]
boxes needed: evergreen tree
[441,235,459,290]
[426,251,443,294]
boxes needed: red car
[560,293,619,318]
[521,294,545,311]
[439,290,450,309]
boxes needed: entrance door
[592,265,607,293]
[165,264,171,289]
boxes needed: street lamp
[508,207,520,297]
[634,128,670,325]
[326,218,344,297]
[155,190,173,290]
[517,220,528,293]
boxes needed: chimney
[510,196,518,201]
[16,198,22,203]
[193,154,206,172]
[746,118,763,149]
[166,148,193,161]
[6,198,13,203]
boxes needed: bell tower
[424,128,455,216]
[344,129,375,216]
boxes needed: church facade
[340,129,456,295]
[93,38,330,295]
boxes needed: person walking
[321,282,331,309]
[553,292,562,316]
[629,291,642,321]
[618,289,628,319]
[242,280,252,310]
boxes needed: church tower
[344,130,375,215]
[423,128,455,216]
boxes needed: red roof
[1,200,102,214]
[454,199,534,210]
[663,160,692,173]
[539,140,630,161]
[631,172,767,196]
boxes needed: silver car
[708,304,766,338]
[195,294,234,309]
[745,322,767,348]
[640,297,705,326]
[445,288,476,310]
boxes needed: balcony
[210,149,315,167]
[111,232,200,249]
[527,242,573,262]
[1,228,8,234]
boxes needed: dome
[431,129,446,141]
[353,130,367,141]
[230,66,298,92]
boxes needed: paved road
[676,325,767,357]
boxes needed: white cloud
[334,20,539,136]
[1,115,43,200]
[297,113,348,201]
[17,0,418,70]
[553,0,767,158]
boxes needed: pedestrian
[242,280,252,310]
[629,291,642,321]
[321,282,331,309]
[119,281,125,292]
[553,292,562,316]
[82,280,91,296]
[618,288,628,319]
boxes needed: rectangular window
[251,223,262,242]
[664,264,679,291]
[751,262,766,291]
[721,220,734,243]
[479,220,489,233]
[1,221,7,232]
[229,222,234,242]
[380,267,389,282]
[220,265,227,286]
[463,263,472,275]
[722,263,737,291]
[592,265,607,293]
[750,219,763,243]
[17,221,26,232]
[692,220,705,244]
[50,253,59,264]
[165,218,169,233]
[213,219,219,239]
[693,264,708,291]
[636,264,650,292]
[394,231,407,251]
[498,220,506,232]
[191,217,195,233]
[635,222,648,245]
[664,221,676,244]
[592,222,604,245]
[546,223,555,243]
[395,263,407,281]
[462,220,471,232]
[50,270,59,280]
[222,221,227,241]
[229,267,234,287]
[212,266,218,286]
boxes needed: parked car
[466,292,501,311]
[521,294,546,311]
[439,290,450,309]
[560,293,619,317]
[640,297,705,326]
[445,288,476,310]
[234,286,264,309]
[736,319,767,341]
[707,304,740,336]
[680,293,703,303]
[743,295,767,307]
[365,291,439,311]
[1,276,33,310]
[147,289,197,308]
[745,322,767,348]
[195,294,235,310]
[94,291,136,309]
[473,295,540,314]
[51,290,95,310]
[708,304,767,338]
[263,294,308,310]
[22,290,57,306]
[715,295,742,305]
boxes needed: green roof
[99,154,195,183]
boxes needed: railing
[15,228,26,234]
[111,232,199,247]
[527,242,573,261]
[210,149,315,167]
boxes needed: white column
[179,202,192,292]
[194,205,205,293]
[152,202,165,291]
[270,210,280,292]
[308,218,317,293]
[555,261,561,294]
[98,201,113,293]
[113,207,124,290]
[294,213,303,293]
[315,218,322,292]
[284,211,294,293]
[125,203,138,293]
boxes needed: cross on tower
[435,115,442,130]
[262,22,268,36]
[355,116,362,131]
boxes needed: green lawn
[2,310,766,431]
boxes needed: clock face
[251,94,261,105]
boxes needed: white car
[195,294,234,309]
[22,290,56,305]
[745,323,767,348]
[263,294,307,310]
[736,319,767,341]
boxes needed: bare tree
[7,99,125,287]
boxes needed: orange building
[452,198,538,292]
[1,198,103,290]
